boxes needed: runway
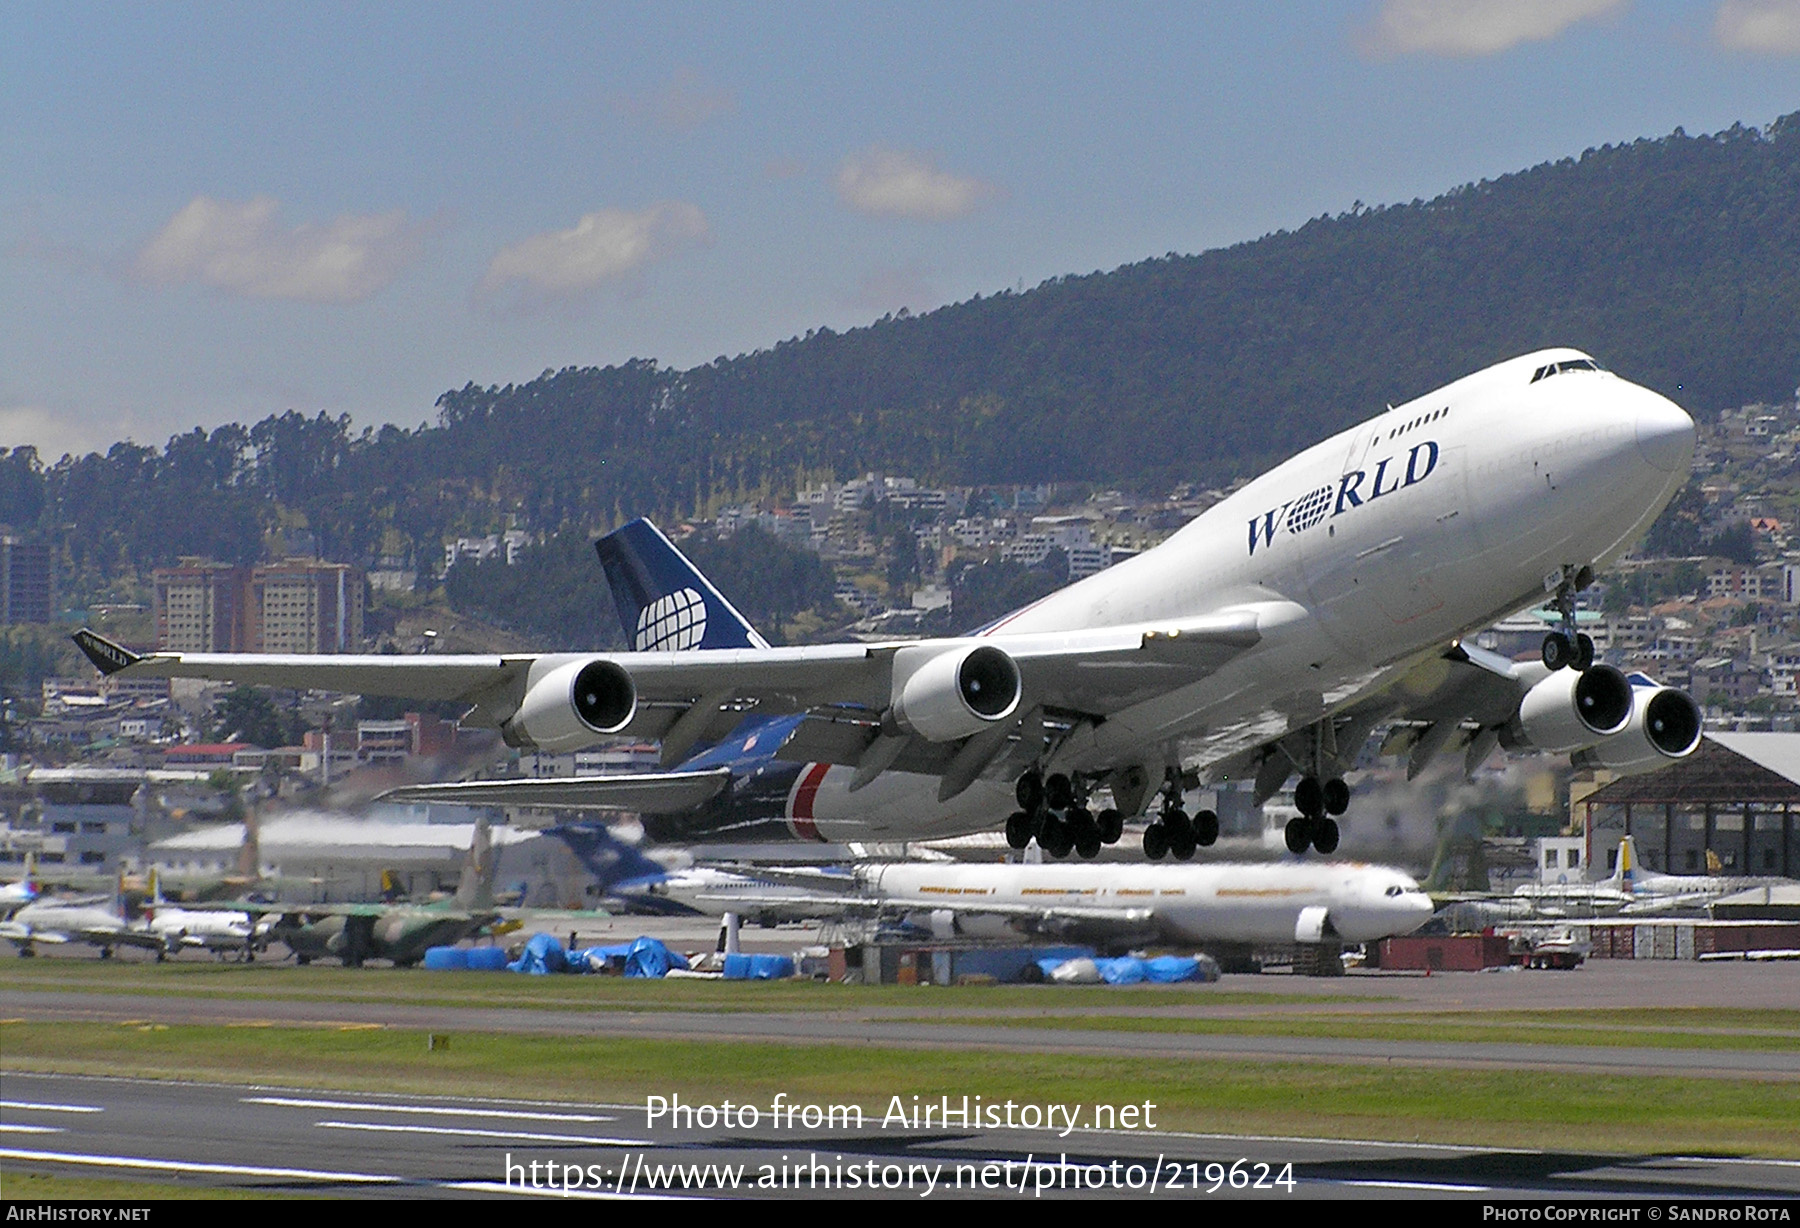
[6,983,1798,1079]
[5,1072,1798,1200]
[4,956,1797,1198]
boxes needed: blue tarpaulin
[507,932,569,974]
[722,952,795,980]
[623,936,689,978]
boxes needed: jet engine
[1506,663,1633,753]
[502,658,637,750]
[1570,683,1702,776]
[889,644,1022,742]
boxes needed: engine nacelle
[1509,663,1633,753]
[889,643,1022,742]
[1570,684,1702,776]
[503,658,636,751]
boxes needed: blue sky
[3,0,1797,460]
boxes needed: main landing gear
[1541,564,1596,672]
[1142,769,1218,862]
[1283,774,1346,855]
[1004,770,1125,860]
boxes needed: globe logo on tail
[635,588,708,651]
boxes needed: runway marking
[0,1125,65,1134]
[315,1120,648,1147]
[445,1181,689,1201]
[0,1100,105,1114]
[248,1095,616,1123]
[1342,1179,1493,1192]
[0,1147,397,1184]
[1667,1155,1800,1170]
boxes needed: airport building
[1580,732,1800,877]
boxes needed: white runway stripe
[1342,1179,1492,1192]
[1,1099,105,1114]
[315,1120,648,1146]
[0,1147,397,1184]
[247,1096,615,1123]
[0,1124,65,1134]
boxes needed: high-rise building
[247,559,363,653]
[0,535,53,624]
[153,559,245,651]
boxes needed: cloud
[1714,0,1800,52]
[480,202,710,302]
[834,147,1002,221]
[130,196,428,302]
[618,67,736,132]
[1358,0,1624,57]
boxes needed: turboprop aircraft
[0,873,165,958]
[73,348,1702,861]
[1511,834,1794,916]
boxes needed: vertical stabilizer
[454,815,497,910]
[236,812,262,883]
[595,519,769,651]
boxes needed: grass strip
[881,1014,1800,1051]
[3,1019,1797,1159]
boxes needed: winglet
[72,629,141,676]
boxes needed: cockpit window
[1530,358,1606,384]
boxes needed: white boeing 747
[75,349,1701,858]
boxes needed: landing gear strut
[1541,564,1596,672]
[1142,768,1218,861]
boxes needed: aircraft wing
[76,609,1263,731]
[376,769,734,813]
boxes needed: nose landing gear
[1541,564,1597,672]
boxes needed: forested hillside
[3,114,1796,605]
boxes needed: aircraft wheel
[1039,814,1073,859]
[1143,823,1169,861]
[1195,809,1219,846]
[1005,811,1034,850]
[1323,778,1350,816]
[1166,811,1197,860]
[1313,818,1341,855]
[1284,817,1313,854]
[18,947,35,958]
[1015,771,1044,813]
[1542,632,1575,671]
[1044,773,1075,811]
[1575,633,1596,671]
[1075,831,1102,859]
[1096,808,1124,844]
[100,946,113,960]
[294,953,311,966]
[1294,775,1324,818]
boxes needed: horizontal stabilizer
[377,768,735,814]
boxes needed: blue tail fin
[595,519,769,651]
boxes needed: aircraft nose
[1636,393,1695,474]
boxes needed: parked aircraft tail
[595,518,768,651]
[453,815,498,910]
